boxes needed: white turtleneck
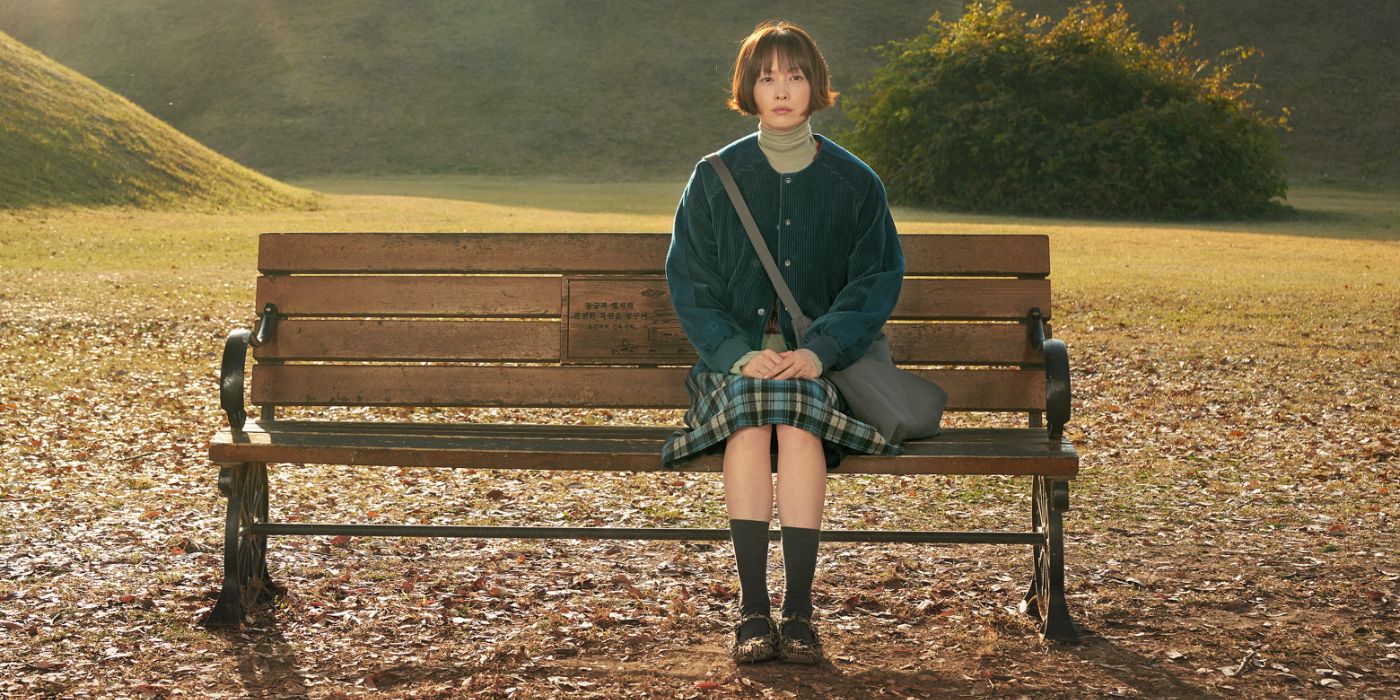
[757,118,818,173]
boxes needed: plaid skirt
[660,363,900,471]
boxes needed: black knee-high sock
[729,518,771,620]
[780,525,820,626]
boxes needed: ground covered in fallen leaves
[1,200,1398,698]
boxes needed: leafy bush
[836,0,1291,218]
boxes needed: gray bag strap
[704,153,813,341]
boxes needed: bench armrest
[219,304,279,431]
[1042,338,1071,440]
[1028,308,1072,440]
[220,329,252,431]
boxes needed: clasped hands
[739,348,821,380]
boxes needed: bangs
[754,38,812,76]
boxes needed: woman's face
[752,54,810,131]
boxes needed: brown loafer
[730,612,780,664]
[778,614,825,665]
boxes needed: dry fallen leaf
[4,195,1399,699]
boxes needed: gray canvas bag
[704,153,947,446]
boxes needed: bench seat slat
[250,366,1046,411]
[212,420,1058,442]
[257,232,1050,277]
[210,422,1077,476]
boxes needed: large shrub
[836,0,1290,218]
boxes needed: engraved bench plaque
[561,276,694,364]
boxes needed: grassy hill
[0,1,1394,184]
[0,30,320,211]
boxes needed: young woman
[660,21,905,665]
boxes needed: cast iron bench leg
[1019,476,1079,643]
[201,462,282,627]
[1019,477,1044,619]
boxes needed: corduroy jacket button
[784,219,792,226]
[757,309,766,316]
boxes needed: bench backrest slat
[253,276,1050,320]
[250,366,1045,411]
[257,232,1050,277]
[247,232,1057,414]
[255,320,1043,365]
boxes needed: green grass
[1,1,1394,183]
[288,174,688,216]
[0,30,320,211]
[293,174,1400,240]
[4,177,1394,333]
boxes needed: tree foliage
[837,1,1291,218]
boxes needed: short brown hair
[727,21,839,117]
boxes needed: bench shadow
[717,635,1221,698]
[197,624,1221,697]
[535,646,1222,698]
[1064,632,1222,698]
[207,623,313,698]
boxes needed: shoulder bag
[703,152,947,446]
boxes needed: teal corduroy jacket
[665,131,904,375]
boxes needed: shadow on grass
[1067,632,1222,698]
[529,634,1224,697]
[209,624,314,699]
[200,614,1221,697]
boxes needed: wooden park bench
[203,232,1080,642]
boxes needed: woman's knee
[727,425,773,449]
[775,424,820,448]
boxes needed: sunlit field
[2,182,1396,697]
